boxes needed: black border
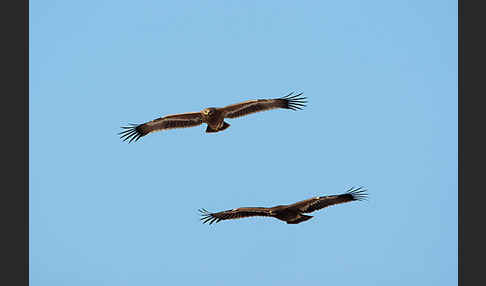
[2,0,28,285]
[459,0,484,285]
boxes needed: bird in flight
[199,187,368,225]
[119,92,306,143]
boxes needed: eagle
[119,92,306,143]
[199,187,367,225]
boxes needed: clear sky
[30,1,457,285]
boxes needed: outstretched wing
[119,112,203,143]
[199,207,272,225]
[222,92,307,119]
[289,187,368,214]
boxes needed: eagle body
[201,108,230,133]
[199,187,368,225]
[119,92,306,142]
[270,205,313,224]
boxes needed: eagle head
[202,108,216,115]
[202,108,216,116]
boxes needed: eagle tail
[220,121,230,131]
[287,215,313,224]
[205,122,230,133]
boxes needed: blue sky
[30,1,457,285]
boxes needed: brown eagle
[199,187,367,225]
[119,92,306,143]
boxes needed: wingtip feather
[346,187,369,201]
[119,123,145,143]
[199,208,222,225]
[280,92,307,110]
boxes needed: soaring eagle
[119,92,306,143]
[199,187,367,225]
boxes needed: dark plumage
[119,92,306,143]
[199,187,368,225]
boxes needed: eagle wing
[119,112,203,143]
[288,187,368,214]
[222,92,307,119]
[199,207,272,225]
